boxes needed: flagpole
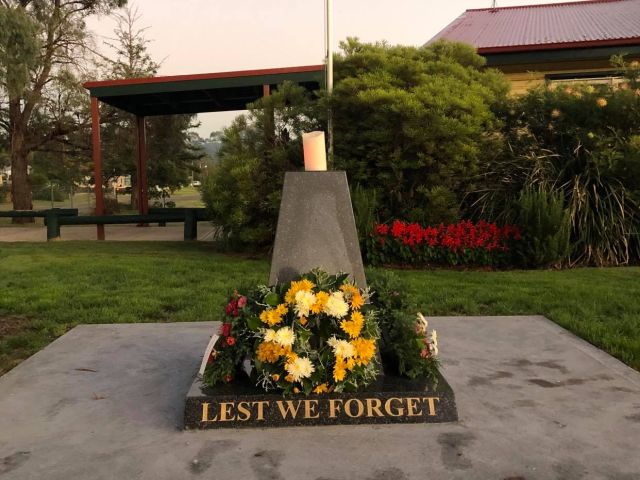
[325,0,333,164]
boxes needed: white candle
[302,131,327,171]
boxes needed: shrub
[331,39,509,223]
[367,219,521,267]
[514,188,570,268]
[368,270,439,380]
[475,57,640,265]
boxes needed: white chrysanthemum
[285,356,315,382]
[415,312,428,335]
[324,291,349,318]
[263,329,277,343]
[430,330,439,356]
[327,336,355,358]
[274,326,295,347]
[294,289,316,317]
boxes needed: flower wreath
[203,270,379,395]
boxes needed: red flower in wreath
[221,323,231,337]
[225,299,239,317]
[226,336,236,346]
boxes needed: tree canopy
[331,39,509,224]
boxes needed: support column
[262,84,274,147]
[91,96,105,240]
[136,115,149,216]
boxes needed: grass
[0,242,639,374]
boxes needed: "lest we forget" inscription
[185,393,456,429]
[183,375,458,429]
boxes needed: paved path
[0,222,216,242]
[0,317,638,479]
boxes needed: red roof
[430,0,640,54]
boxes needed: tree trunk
[10,127,34,223]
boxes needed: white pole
[325,0,334,164]
[326,0,333,95]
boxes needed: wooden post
[91,96,105,240]
[136,115,149,216]
[263,84,275,147]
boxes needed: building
[429,0,640,94]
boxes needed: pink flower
[237,296,247,309]
[420,348,430,358]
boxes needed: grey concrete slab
[0,317,638,480]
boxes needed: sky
[86,0,583,137]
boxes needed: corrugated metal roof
[430,0,640,53]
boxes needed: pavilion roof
[83,65,325,116]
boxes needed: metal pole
[326,0,334,165]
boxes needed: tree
[0,0,126,215]
[201,82,322,248]
[331,39,509,224]
[98,6,202,206]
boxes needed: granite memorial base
[269,171,367,288]
[183,371,458,429]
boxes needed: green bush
[475,57,640,265]
[515,188,570,268]
[332,39,509,223]
[368,270,439,381]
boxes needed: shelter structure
[83,65,324,239]
[429,0,640,94]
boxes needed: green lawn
[1,242,639,375]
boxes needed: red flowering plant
[367,219,522,267]
[202,291,255,385]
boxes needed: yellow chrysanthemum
[284,279,315,304]
[285,350,298,364]
[340,284,359,296]
[350,292,364,310]
[333,357,347,382]
[346,357,356,370]
[259,305,288,326]
[293,387,300,394]
[313,383,329,394]
[256,341,284,363]
[352,337,376,366]
[311,291,329,314]
[285,374,294,383]
[340,284,364,310]
[340,311,364,338]
[271,374,280,381]
[299,316,308,326]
